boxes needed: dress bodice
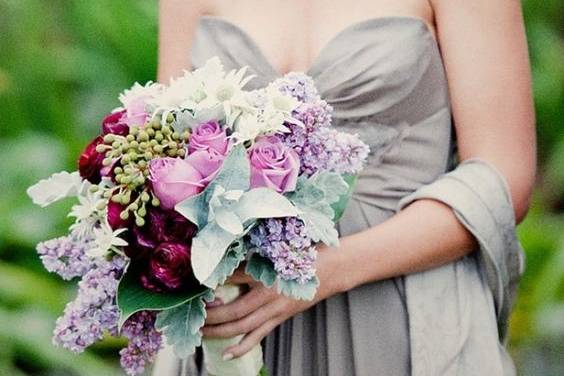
[158,16,522,376]
[192,16,454,215]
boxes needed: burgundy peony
[147,207,198,244]
[188,120,230,155]
[101,109,129,136]
[78,136,105,183]
[125,207,197,260]
[249,135,300,193]
[107,200,129,230]
[140,242,196,291]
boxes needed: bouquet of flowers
[27,57,369,376]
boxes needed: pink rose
[185,149,225,183]
[188,121,230,155]
[149,158,205,209]
[249,136,300,193]
[124,97,149,127]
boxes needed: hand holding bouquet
[28,57,369,375]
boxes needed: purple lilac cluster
[301,127,370,175]
[119,311,163,376]
[274,72,369,176]
[53,256,126,353]
[36,232,94,280]
[249,217,317,284]
[275,72,321,103]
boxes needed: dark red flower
[107,200,129,230]
[78,136,105,183]
[102,110,129,136]
[147,208,198,243]
[140,242,197,291]
[125,207,197,261]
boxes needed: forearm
[322,198,477,295]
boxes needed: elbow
[507,167,536,224]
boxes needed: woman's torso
[180,3,457,375]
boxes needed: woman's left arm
[203,0,536,359]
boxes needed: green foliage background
[0,1,562,374]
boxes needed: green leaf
[175,145,250,229]
[298,208,339,246]
[310,172,349,204]
[155,290,215,358]
[116,266,210,328]
[191,221,241,285]
[236,187,300,223]
[203,241,247,289]
[245,253,277,287]
[289,172,352,246]
[277,276,319,300]
[331,174,358,222]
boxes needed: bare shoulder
[157,0,212,83]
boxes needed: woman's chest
[203,0,435,75]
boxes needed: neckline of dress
[198,15,439,78]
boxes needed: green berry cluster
[96,114,191,226]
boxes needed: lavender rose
[149,158,205,210]
[249,135,300,193]
[188,120,230,155]
[101,109,129,136]
[185,149,225,184]
[140,242,197,292]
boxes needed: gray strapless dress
[153,15,524,376]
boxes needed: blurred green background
[0,1,562,375]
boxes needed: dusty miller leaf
[245,253,277,288]
[155,290,214,359]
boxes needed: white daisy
[88,221,128,258]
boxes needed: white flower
[196,59,256,123]
[153,71,204,112]
[119,81,163,110]
[27,171,83,207]
[88,222,128,258]
[231,112,264,143]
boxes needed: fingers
[205,286,274,325]
[222,319,278,360]
[202,300,280,338]
[225,267,255,285]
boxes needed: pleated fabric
[153,15,523,376]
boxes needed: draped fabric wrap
[153,15,524,376]
[397,159,524,375]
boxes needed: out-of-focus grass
[0,0,562,374]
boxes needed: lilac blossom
[36,232,95,280]
[300,127,370,175]
[119,311,162,376]
[52,256,126,353]
[249,217,317,284]
[273,72,321,104]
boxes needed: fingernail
[222,353,234,361]
[206,298,224,308]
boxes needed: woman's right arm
[157,0,208,84]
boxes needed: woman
[155,0,536,375]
